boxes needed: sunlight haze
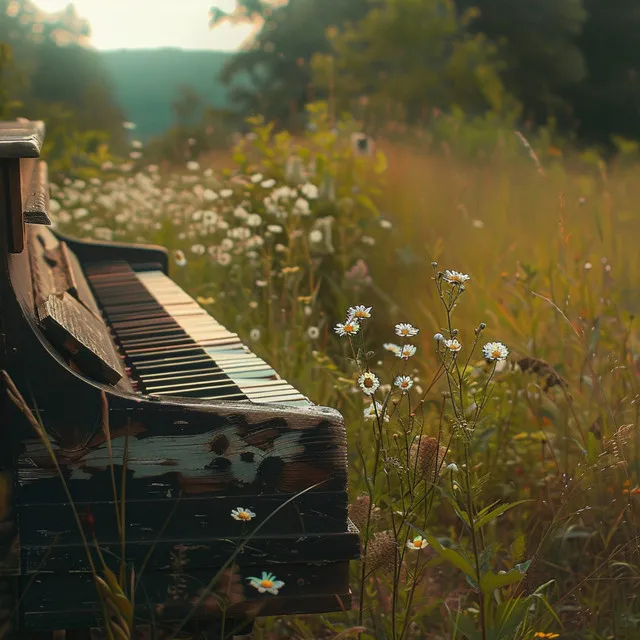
[32,0,254,50]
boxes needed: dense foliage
[214,0,640,148]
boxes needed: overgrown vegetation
[2,0,640,636]
[47,104,640,638]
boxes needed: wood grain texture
[17,400,348,498]
[0,121,44,159]
[2,158,24,254]
[37,293,124,385]
[23,160,50,225]
[20,562,352,630]
[19,492,351,542]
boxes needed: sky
[32,0,255,51]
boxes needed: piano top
[0,120,45,159]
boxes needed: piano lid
[0,120,45,159]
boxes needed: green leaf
[586,431,599,464]
[374,150,388,174]
[355,193,379,217]
[474,499,531,530]
[412,528,477,579]
[479,568,525,594]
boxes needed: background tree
[210,0,371,128]
[454,0,587,127]
[313,0,516,129]
[562,0,640,147]
[0,0,127,154]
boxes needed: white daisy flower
[250,328,261,341]
[247,571,284,595]
[301,182,319,199]
[395,323,419,338]
[190,244,205,255]
[250,173,264,183]
[203,189,219,201]
[293,197,311,215]
[220,188,233,198]
[358,372,380,396]
[394,375,413,393]
[348,305,372,321]
[482,341,509,362]
[261,178,276,189]
[309,229,323,243]
[217,253,232,266]
[383,343,401,355]
[397,344,417,359]
[186,161,200,171]
[267,224,283,233]
[444,339,462,352]
[231,507,256,521]
[307,326,320,340]
[363,401,389,422]
[406,536,429,550]
[174,250,187,267]
[247,213,262,227]
[442,270,470,285]
[334,320,360,337]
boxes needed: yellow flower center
[260,579,274,588]
[413,539,423,548]
[238,511,251,521]
[345,324,356,333]
[355,311,367,318]
[363,378,374,388]
[401,381,409,388]
[491,349,501,358]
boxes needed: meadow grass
[47,108,640,639]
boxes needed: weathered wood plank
[20,562,351,630]
[23,160,51,226]
[18,492,350,543]
[23,593,352,631]
[16,408,348,499]
[22,529,360,572]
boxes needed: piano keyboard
[84,262,310,407]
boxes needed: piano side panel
[19,492,351,542]
[16,398,349,500]
[22,530,360,572]
[20,562,352,631]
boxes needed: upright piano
[0,121,358,636]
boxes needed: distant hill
[100,48,235,140]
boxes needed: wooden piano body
[0,121,358,635]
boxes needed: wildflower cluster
[336,266,557,640]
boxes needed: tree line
[0,0,127,166]
[212,0,640,149]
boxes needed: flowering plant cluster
[337,264,562,640]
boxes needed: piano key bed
[84,261,309,405]
[0,137,359,640]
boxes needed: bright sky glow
[32,0,254,51]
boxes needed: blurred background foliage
[1,0,640,172]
